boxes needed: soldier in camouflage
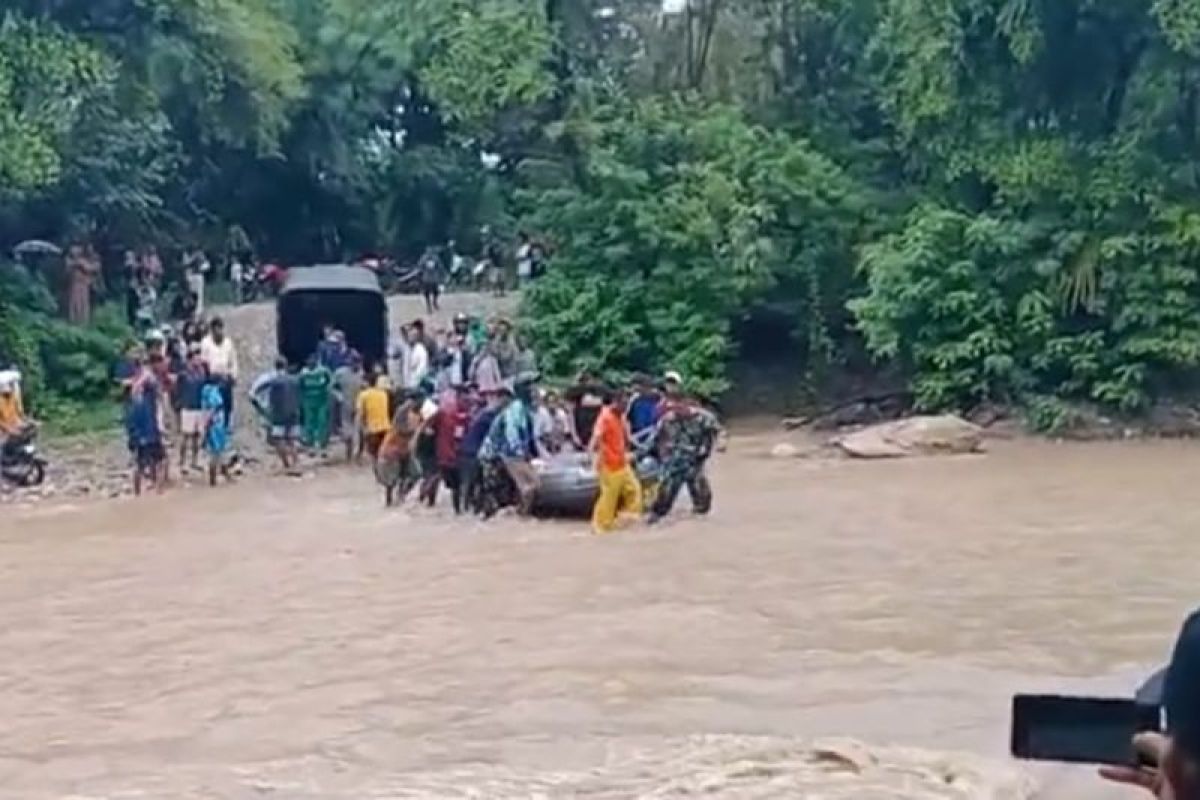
[647,397,721,523]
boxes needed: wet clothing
[653,463,713,519]
[418,394,469,511]
[593,405,628,472]
[650,406,720,519]
[380,402,420,462]
[593,464,642,534]
[481,400,535,462]
[299,366,333,448]
[591,404,641,533]
[461,408,499,461]
[627,392,660,438]
[502,458,538,515]
[459,407,499,515]
[476,455,512,518]
[434,396,469,469]
[377,402,421,503]
[478,400,537,515]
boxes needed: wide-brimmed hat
[663,370,683,385]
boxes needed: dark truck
[276,265,389,371]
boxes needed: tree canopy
[7,0,1200,426]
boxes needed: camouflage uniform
[650,405,720,520]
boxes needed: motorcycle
[239,263,286,303]
[383,263,422,295]
[1,425,47,488]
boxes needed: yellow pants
[592,465,643,534]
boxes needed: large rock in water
[836,415,984,459]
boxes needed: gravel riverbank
[2,291,517,506]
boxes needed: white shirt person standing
[201,317,240,421]
[392,324,429,390]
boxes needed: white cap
[663,370,683,385]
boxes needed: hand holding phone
[1098,733,1172,798]
[1011,694,1163,767]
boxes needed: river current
[3,435,1196,798]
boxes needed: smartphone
[1011,694,1162,766]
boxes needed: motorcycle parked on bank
[1,424,47,488]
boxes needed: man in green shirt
[299,354,333,452]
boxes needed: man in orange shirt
[590,387,643,534]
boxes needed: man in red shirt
[427,386,471,513]
[590,387,643,534]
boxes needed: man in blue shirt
[459,390,502,515]
[626,374,660,444]
[202,379,232,485]
[479,380,538,517]
[127,374,165,495]
[317,328,350,371]
[176,346,208,472]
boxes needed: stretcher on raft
[531,451,662,518]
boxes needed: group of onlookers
[115,316,240,494]
[245,310,721,533]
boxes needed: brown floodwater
[2,436,1197,798]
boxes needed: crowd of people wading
[73,231,721,534]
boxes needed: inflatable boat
[531,451,662,517]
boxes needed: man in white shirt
[201,317,240,421]
[392,324,429,391]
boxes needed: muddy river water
[3,436,1198,798]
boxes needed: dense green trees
[6,0,1200,424]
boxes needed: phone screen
[1011,694,1162,766]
